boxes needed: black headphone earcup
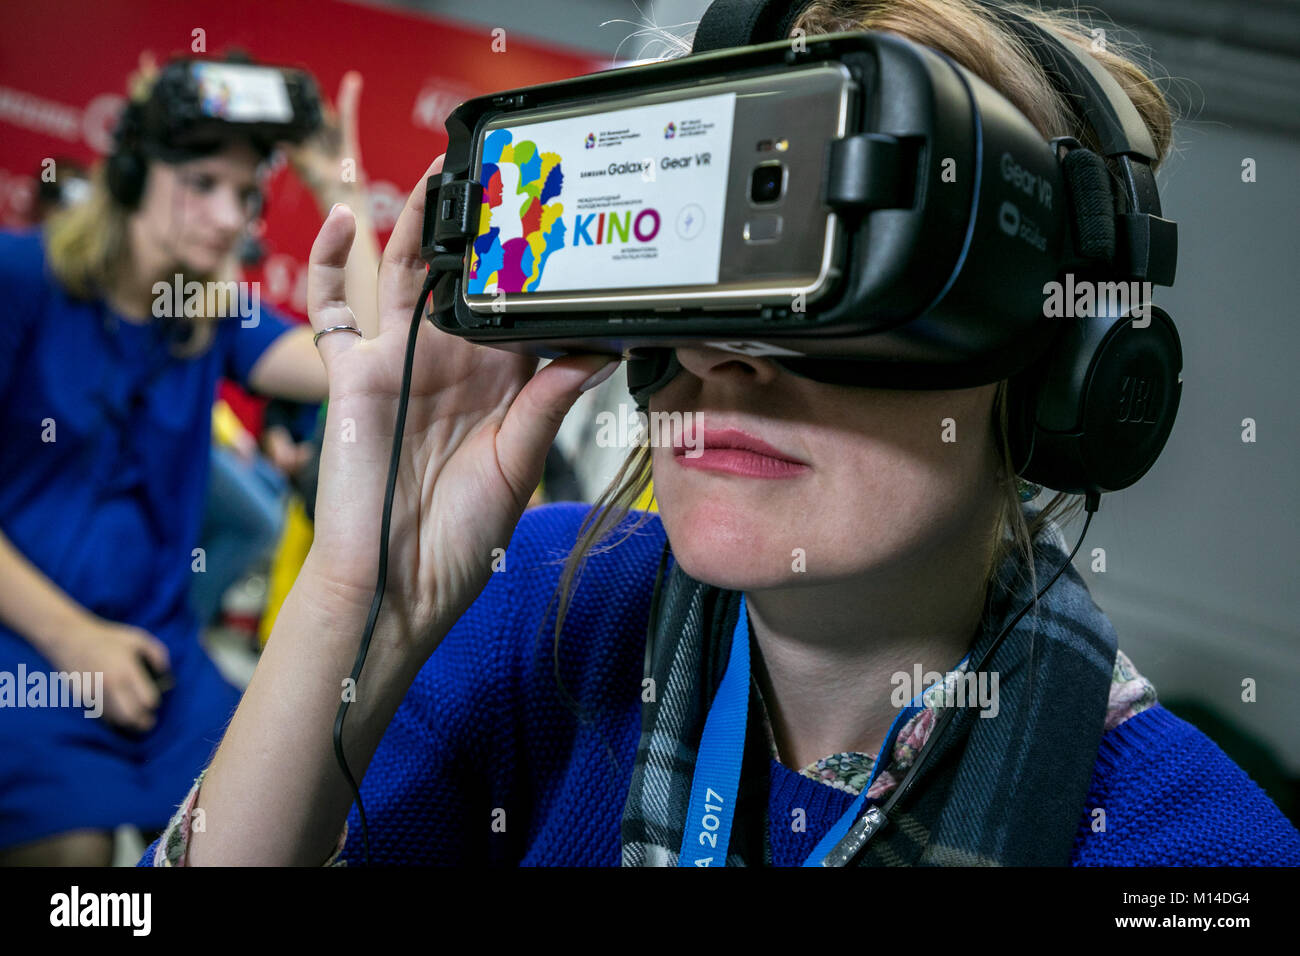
[237,232,267,267]
[1012,305,1183,494]
[106,148,146,209]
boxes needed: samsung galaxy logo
[607,160,650,176]
[1001,152,1052,210]
[572,208,661,245]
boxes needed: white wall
[1078,118,1300,770]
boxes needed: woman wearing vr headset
[148,1,1298,867]
[0,55,380,865]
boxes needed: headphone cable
[332,269,438,867]
[827,488,1101,866]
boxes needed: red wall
[0,0,603,428]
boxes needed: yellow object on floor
[212,399,250,449]
[257,494,315,649]
[531,472,658,512]
[633,481,657,512]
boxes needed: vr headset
[107,57,323,209]
[419,0,1183,496]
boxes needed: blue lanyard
[679,593,968,867]
[677,593,753,866]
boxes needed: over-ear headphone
[628,0,1182,499]
[106,97,149,209]
[977,3,1181,495]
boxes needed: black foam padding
[691,0,818,53]
[627,350,683,410]
[1062,148,1116,262]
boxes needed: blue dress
[0,228,296,849]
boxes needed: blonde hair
[44,164,132,301]
[542,0,1176,721]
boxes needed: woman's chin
[664,527,797,591]
[178,246,227,276]
[673,556,813,592]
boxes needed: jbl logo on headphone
[1116,374,1158,424]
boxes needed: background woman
[0,54,378,865]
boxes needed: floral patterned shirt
[757,647,1157,802]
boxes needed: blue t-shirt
[0,228,297,655]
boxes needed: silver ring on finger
[313,325,363,347]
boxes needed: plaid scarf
[620,507,1119,866]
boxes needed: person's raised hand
[301,155,619,658]
[289,71,366,209]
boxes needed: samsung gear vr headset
[418,0,1182,497]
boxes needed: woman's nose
[672,345,784,390]
[208,188,247,234]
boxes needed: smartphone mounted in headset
[107,57,323,210]
[419,18,1182,496]
[141,59,323,156]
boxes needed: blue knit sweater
[142,502,1300,866]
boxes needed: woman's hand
[301,156,619,660]
[289,71,366,213]
[50,618,172,733]
[285,70,383,339]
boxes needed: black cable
[332,270,438,867]
[832,489,1102,866]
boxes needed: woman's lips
[675,448,810,478]
[673,426,810,479]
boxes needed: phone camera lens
[750,164,784,204]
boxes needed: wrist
[33,606,96,667]
[294,550,376,619]
[291,552,435,680]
